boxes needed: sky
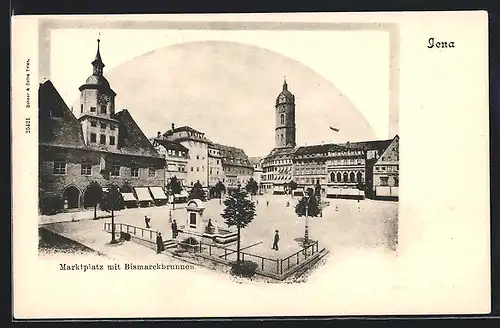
[47,28,391,157]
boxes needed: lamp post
[304,195,311,246]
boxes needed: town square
[38,36,399,282]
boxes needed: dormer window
[100,105,107,114]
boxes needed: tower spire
[91,35,105,75]
[283,76,287,91]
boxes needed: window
[90,133,97,143]
[53,161,66,175]
[100,105,107,114]
[280,114,284,125]
[100,134,106,145]
[131,167,139,177]
[80,104,83,113]
[148,167,156,177]
[380,177,389,186]
[109,136,115,146]
[394,177,399,187]
[110,125,115,131]
[196,155,199,160]
[90,106,96,112]
[90,121,97,127]
[101,123,107,129]
[196,167,199,172]
[111,164,120,176]
[381,166,386,171]
[191,167,193,171]
[81,163,92,175]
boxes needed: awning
[174,191,189,198]
[121,192,137,202]
[134,187,153,202]
[149,186,167,200]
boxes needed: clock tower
[275,78,296,148]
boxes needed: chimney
[171,123,175,131]
[346,141,350,148]
[157,131,161,138]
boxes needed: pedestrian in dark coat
[156,232,165,254]
[145,216,150,229]
[272,230,279,250]
[171,219,178,239]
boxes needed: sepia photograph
[12,12,489,318]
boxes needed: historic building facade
[151,132,189,187]
[260,79,399,199]
[372,135,399,199]
[162,124,210,189]
[157,125,254,194]
[213,143,254,190]
[39,40,166,213]
[208,143,224,188]
[261,79,297,194]
[249,157,263,192]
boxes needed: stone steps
[163,239,177,249]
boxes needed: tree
[221,188,256,267]
[167,176,183,209]
[295,188,321,246]
[86,181,103,220]
[100,184,124,244]
[289,180,298,198]
[214,180,226,204]
[245,178,259,198]
[188,180,206,201]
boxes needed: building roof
[263,147,296,162]
[338,139,393,152]
[39,80,88,149]
[110,110,163,158]
[39,80,162,159]
[294,143,347,155]
[248,157,263,165]
[212,143,252,167]
[152,138,189,152]
[276,79,295,105]
[163,125,204,136]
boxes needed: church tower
[275,78,296,148]
[77,38,119,149]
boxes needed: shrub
[231,260,258,278]
[41,195,64,215]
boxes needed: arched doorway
[63,186,80,209]
[330,172,335,182]
[350,172,355,182]
[343,172,348,183]
[357,172,363,183]
[336,172,342,182]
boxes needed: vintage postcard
[12,12,490,319]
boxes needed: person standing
[156,232,165,254]
[272,230,280,251]
[145,215,151,229]
[171,219,178,239]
